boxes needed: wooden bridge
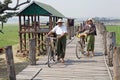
[16,33,112,80]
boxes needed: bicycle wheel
[47,46,56,67]
[48,46,52,67]
[76,41,83,59]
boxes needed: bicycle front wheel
[76,42,83,59]
[47,46,56,67]
[47,46,52,67]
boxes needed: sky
[1,0,120,18]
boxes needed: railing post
[5,46,16,80]
[103,31,107,55]
[29,38,36,65]
[106,32,116,66]
[113,47,120,80]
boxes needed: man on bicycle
[46,19,68,63]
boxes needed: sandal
[60,58,64,63]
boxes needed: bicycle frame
[76,36,86,59]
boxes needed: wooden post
[106,32,116,66]
[38,33,40,54]
[34,15,37,31]
[103,31,107,55]
[67,27,71,40]
[19,16,22,52]
[71,27,74,37]
[38,16,40,28]
[34,15,37,48]
[113,47,120,80]
[5,46,16,80]
[31,15,34,38]
[24,33,26,50]
[23,16,26,30]
[29,38,36,65]
[41,33,44,51]
[53,16,56,27]
[49,16,52,29]
[19,33,22,52]
[28,15,31,39]
[31,15,33,27]
[67,19,71,39]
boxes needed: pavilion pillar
[49,16,52,30]
[53,16,56,27]
[19,16,22,52]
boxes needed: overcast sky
[2,0,120,18]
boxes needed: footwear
[86,53,90,56]
[91,53,94,57]
[60,58,64,63]
[57,57,60,62]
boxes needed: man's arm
[47,30,54,36]
[46,26,56,36]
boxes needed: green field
[106,25,120,46]
[0,24,19,48]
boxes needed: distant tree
[0,0,31,33]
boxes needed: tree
[0,0,31,33]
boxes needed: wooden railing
[95,20,120,80]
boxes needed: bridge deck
[16,34,111,80]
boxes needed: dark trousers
[56,36,66,59]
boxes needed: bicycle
[76,33,87,59]
[45,36,57,67]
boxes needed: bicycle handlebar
[45,36,57,40]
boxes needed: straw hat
[56,19,64,23]
[87,18,93,21]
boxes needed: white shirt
[51,25,67,35]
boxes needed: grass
[0,23,19,48]
[106,25,120,46]
[0,23,29,80]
